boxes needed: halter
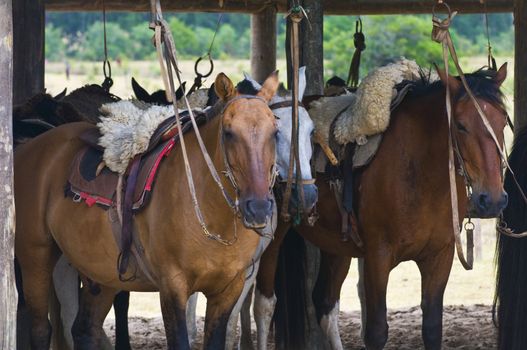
[269,100,316,188]
[220,94,280,211]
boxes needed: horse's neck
[166,114,235,206]
[401,90,467,199]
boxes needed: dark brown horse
[495,125,527,350]
[255,65,509,350]
[15,72,280,350]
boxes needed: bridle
[269,99,316,222]
[220,94,279,209]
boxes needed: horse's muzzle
[291,183,318,213]
[241,197,274,229]
[469,190,508,218]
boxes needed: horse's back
[15,121,93,191]
[14,122,94,238]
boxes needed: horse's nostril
[246,199,272,216]
[478,193,490,210]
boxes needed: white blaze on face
[274,104,315,181]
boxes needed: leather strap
[281,6,306,222]
[269,100,305,111]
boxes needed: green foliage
[324,15,445,79]
[75,22,133,61]
[45,12,513,66]
[45,24,66,61]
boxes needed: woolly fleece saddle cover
[310,59,435,168]
[68,100,209,210]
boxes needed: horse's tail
[495,126,527,350]
[273,228,307,349]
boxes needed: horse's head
[243,67,318,216]
[214,72,279,229]
[438,63,509,218]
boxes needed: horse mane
[494,125,527,349]
[401,67,506,111]
[235,79,260,96]
[62,84,120,124]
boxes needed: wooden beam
[251,6,277,82]
[13,0,44,105]
[45,0,514,14]
[301,0,324,96]
[514,0,527,132]
[0,0,17,349]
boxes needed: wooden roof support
[251,6,277,82]
[514,0,527,132]
[13,0,45,105]
[45,0,513,14]
[0,1,17,349]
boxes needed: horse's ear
[215,73,236,101]
[434,63,461,93]
[495,63,507,87]
[258,70,279,102]
[298,66,307,101]
[54,88,67,100]
[131,77,151,101]
[175,81,186,100]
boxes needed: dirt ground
[103,304,496,349]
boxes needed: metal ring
[103,59,112,79]
[432,1,452,19]
[464,221,475,231]
[194,54,214,78]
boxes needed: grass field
[44,57,514,318]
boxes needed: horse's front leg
[71,282,116,350]
[416,242,454,350]
[363,248,392,350]
[159,278,191,350]
[113,291,132,350]
[312,251,351,350]
[204,276,246,350]
[253,225,288,350]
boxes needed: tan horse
[15,72,280,350]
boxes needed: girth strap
[118,155,142,279]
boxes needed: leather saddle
[67,110,209,211]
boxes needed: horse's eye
[274,130,280,139]
[456,122,469,133]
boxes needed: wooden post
[514,0,527,132]
[284,1,326,349]
[251,6,277,82]
[300,0,324,96]
[286,0,324,94]
[13,0,45,105]
[0,0,17,348]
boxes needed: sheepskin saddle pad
[310,58,432,169]
[67,100,210,210]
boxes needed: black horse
[495,126,527,350]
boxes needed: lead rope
[281,5,306,224]
[150,0,238,245]
[101,0,113,92]
[481,0,497,71]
